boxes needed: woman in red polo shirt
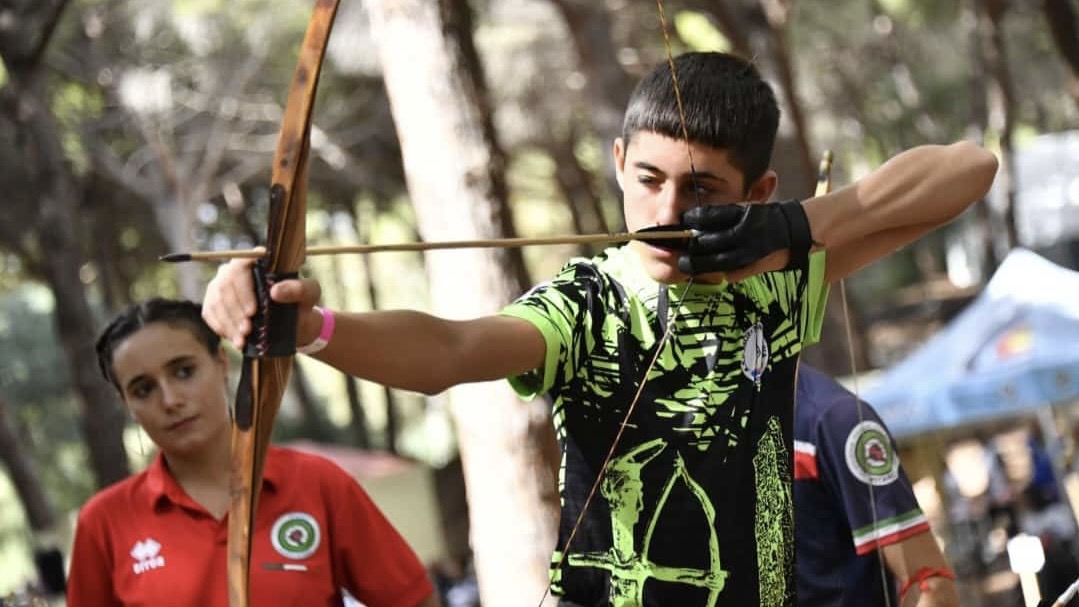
[67,298,440,607]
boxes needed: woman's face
[109,322,231,458]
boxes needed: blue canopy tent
[863,249,1079,439]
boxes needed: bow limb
[227,2,341,606]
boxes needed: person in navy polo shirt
[794,364,958,607]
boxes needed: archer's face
[111,322,231,459]
[614,130,775,284]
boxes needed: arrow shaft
[164,230,695,262]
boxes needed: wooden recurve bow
[227,2,341,606]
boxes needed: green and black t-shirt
[502,246,828,607]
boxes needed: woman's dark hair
[95,298,221,389]
[622,51,780,192]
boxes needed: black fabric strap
[243,260,300,358]
[777,198,814,271]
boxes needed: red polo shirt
[67,446,433,607]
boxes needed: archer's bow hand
[677,199,816,276]
[202,258,323,350]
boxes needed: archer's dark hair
[95,298,221,390]
[622,52,780,191]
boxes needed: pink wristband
[296,306,335,355]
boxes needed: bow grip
[242,260,299,358]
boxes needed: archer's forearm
[803,141,998,251]
[303,309,543,394]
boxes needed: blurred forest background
[0,0,1076,604]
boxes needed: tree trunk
[0,392,55,533]
[342,375,370,449]
[689,0,816,198]
[325,233,372,448]
[0,392,67,595]
[1043,0,1079,107]
[154,194,204,300]
[365,0,561,604]
[978,0,1021,250]
[693,0,869,367]
[546,0,635,200]
[289,363,337,443]
[348,202,402,452]
[0,20,131,487]
[963,0,1001,278]
[360,244,400,453]
[542,128,610,257]
[39,246,132,488]
[547,0,634,146]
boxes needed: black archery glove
[678,198,815,276]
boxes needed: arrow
[160,229,697,262]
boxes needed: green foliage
[174,0,226,14]
[53,82,104,177]
[0,289,69,406]
[0,288,97,584]
[674,12,730,53]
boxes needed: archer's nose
[655,185,695,226]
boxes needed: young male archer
[202,52,998,607]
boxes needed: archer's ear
[747,169,778,203]
[613,137,627,192]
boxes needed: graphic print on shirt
[130,537,165,575]
[566,439,726,607]
[754,417,793,607]
[271,512,322,559]
[504,252,816,606]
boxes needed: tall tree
[977,0,1021,250]
[688,0,816,198]
[0,0,130,487]
[1043,0,1079,107]
[0,391,59,564]
[364,0,561,603]
[82,17,273,301]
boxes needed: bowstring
[842,287,894,607]
[534,1,703,604]
[825,156,893,607]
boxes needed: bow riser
[227,2,340,606]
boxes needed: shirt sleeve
[813,397,930,555]
[66,507,123,607]
[326,464,434,607]
[499,259,605,399]
[801,251,829,344]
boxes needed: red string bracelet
[899,566,956,605]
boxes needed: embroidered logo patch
[844,420,899,486]
[271,512,321,560]
[130,538,166,574]
[740,322,769,383]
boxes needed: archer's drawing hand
[678,199,814,277]
[202,257,323,349]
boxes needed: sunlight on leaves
[674,11,730,53]
[877,0,915,20]
[173,0,225,16]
